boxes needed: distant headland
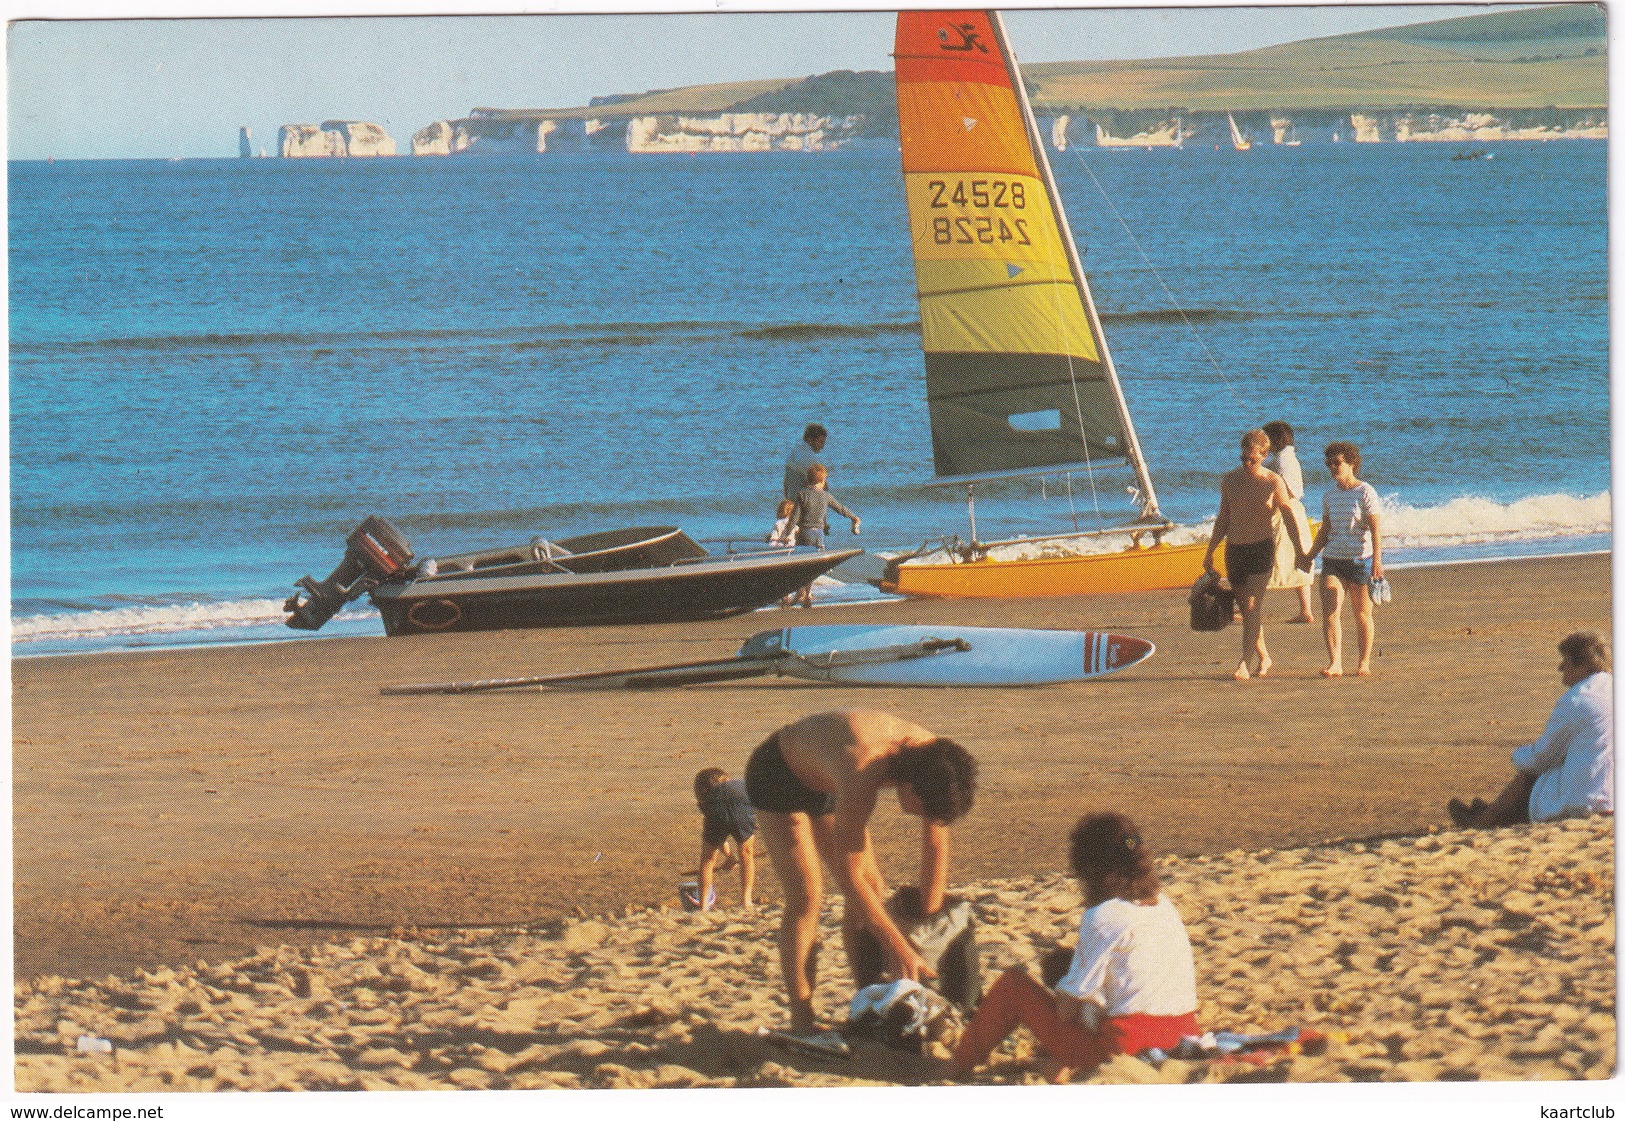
[255,6,1606,158]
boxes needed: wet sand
[12,551,1611,986]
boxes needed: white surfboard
[383,623,1153,695]
[736,624,1154,687]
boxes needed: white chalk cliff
[279,121,398,158]
[410,111,866,156]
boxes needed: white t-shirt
[1320,481,1381,560]
[1514,671,1614,822]
[1265,445,1304,500]
[1055,894,1198,1017]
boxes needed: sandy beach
[14,818,1614,1090]
[12,551,1615,1087]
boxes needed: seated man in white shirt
[1449,631,1613,828]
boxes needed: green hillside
[1023,5,1606,111]
[484,5,1604,124]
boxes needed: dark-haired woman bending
[949,813,1199,1082]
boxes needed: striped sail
[894,11,1159,515]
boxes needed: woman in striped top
[1300,441,1384,677]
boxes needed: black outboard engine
[284,516,415,631]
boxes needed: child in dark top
[789,463,860,607]
[694,767,757,911]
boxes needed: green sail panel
[925,351,1124,478]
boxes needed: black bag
[850,886,980,1014]
[1188,571,1235,632]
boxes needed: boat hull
[882,538,1215,599]
[372,548,863,635]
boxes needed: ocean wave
[1381,491,1611,549]
[1100,308,1253,326]
[13,321,750,356]
[9,597,370,645]
[736,322,920,342]
[917,491,1611,563]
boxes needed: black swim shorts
[744,732,836,816]
[1225,538,1275,581]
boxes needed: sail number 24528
[925,178,1032,246]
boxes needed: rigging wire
[1005,40,1110,534]
[1058,137,1254,419]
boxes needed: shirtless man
[1203,429,1308,681]
[743,710,978,1034]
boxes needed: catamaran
[880,10,1215,599]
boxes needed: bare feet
[1448,798,1482,828]
[1255,653,1273,678]
[1233,662,1251,681]
[1321,665,1343,678]
[1355,663,1373,677]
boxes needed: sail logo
[936,21,990,53]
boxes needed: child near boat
[1300,441,1385,677]
[768,500,796,547]
[788,464,860,607]
[948,812,1199,1083]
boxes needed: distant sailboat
[1227,111,1252,151]
[881,10,1213,599]
[1051,114,1070,152]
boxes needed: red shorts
[953,967,1198,1072]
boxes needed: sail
[894,10,1157,513]
[1227,111,1252,151]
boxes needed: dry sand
[11,551,1615,1088]
[14,817,1614,1090]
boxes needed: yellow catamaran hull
[883,538,1215,598]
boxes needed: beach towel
[1141,1026,1344,1067]
[1188,572,1235,632]
[845,978,960,1053]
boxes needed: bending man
[744,710,978,1034]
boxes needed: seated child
[768,499,797,547]
[693,767,757,911]
[949,812,1199,1082]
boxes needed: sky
[6,2,1557,160]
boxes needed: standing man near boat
[744,710,977,1036]
[783,423,828,500]
[1203,429,1309,681]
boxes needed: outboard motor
[284,516,414,631]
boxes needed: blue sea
[9,141,1611,656]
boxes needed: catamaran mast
[988,11,1163,521]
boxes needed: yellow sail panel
[917,279,1098,359]
[896,10,1126,479]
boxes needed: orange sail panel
[895,11,1127,480]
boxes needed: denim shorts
[796,526,825,549]
[1321,556,1372,586]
